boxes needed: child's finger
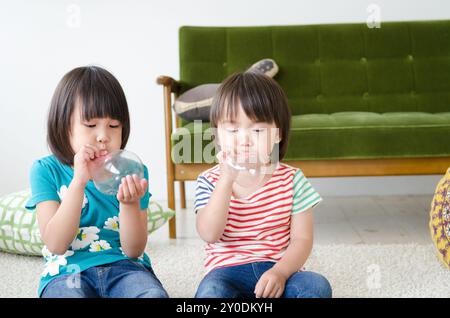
[116,184,124,201]
[133,175,147,196]
[131,175,142,193]
[224,147,237,159]
[275,287,284,298]
[85,144,100,158]
[254,278,267,298]
[126,175,137,197]
[83,153,92,162]
[269,285,280,298]
[216,150,225,163]
[87,144,106,158]
[261,280,275,298]
[140,178,148,194]
[82,146,95,159]
[121,177,130,200]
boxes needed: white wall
[0,0,448,200]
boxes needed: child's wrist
[71,177,87,188]
[218,175,234,187]
[119,200,140,209]
[271,264,291,280]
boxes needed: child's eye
[252,128,266,133]
[109,125,120,128]
[84,124,96,128]
[226,128,238,133]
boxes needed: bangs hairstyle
[47,66,130,165]
[210,71,292,160]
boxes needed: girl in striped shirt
[194,71,332,298]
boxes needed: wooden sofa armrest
[156,75,180,94]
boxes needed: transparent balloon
[226,156,258,175]
[90,150,144,195]
[216,146,269,188]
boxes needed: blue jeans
[41,259,169,298]
[195,262,332,298]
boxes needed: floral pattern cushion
[429,167,450,268]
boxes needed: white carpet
[1,240,449,298]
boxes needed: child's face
[217,102,280,166]
[69,102,122,156]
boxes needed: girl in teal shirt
[26,66,168,298]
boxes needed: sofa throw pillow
[173,58,279,121]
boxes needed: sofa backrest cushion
[179,20,450,117]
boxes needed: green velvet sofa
[157,20,450,238]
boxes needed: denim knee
[195,276,242,298]
[284,271,332,298]
[41,275,97,298]
[135,287,169,298]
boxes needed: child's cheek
[219,131,236,152]
[256,135,275,161]
[114,129,123,147]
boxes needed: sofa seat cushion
[286,112,450,160]
[171,112,450,163]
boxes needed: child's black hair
[47,66,130,165]
[210,71,292,161]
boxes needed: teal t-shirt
[25,155,152,297]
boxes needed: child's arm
[118,175,149,258]
[36,179,88,255]
[196,151,238,243]
[37,145,105,255]
[196,177,233,243]
[254,208,314,298]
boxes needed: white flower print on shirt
[58,185,88,209]
[89,240,112,252]
[104,216,120,232]
[70,226,100,250]
[41,245,53,261]
[41,246,74,277]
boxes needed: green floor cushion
[429,167,450,268]
[0,189,175,256]
[147,201,175,234]
[0,190,41,255]
[171,112,450,163]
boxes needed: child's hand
[73,144,108,185]
[216,150,239,182]
[116,174,148,205]
[254,268,287,298]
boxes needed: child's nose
[96,134,109,146]
[238,129,252,146]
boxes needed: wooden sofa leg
[168,177,177,239]
[169,216,176,239]
[179,181,187,209]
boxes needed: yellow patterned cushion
[429,167,450,268]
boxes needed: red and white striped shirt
[195,163,322,274]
